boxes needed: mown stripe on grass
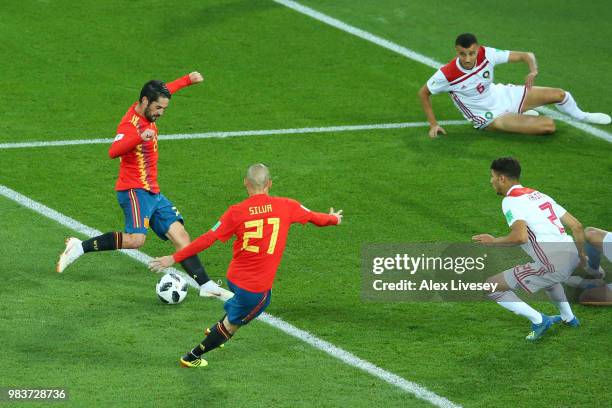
[0,184,461,408]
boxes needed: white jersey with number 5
[502,185,575,270]
[427,46,527,129]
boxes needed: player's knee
[556,89,566,103]
[173,230,191,249]
[222,317,240,335]
[485,275,497,285]
[584,227,600,243]
[123,233,146,249]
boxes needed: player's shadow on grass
[161,0,278,34]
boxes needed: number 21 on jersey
[242,218,280,254]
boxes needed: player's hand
[189,71,204,84]
[140,129,156,142]
[330,208,343,225]
[472,234,496,245]
[525,71,538,89]
[428,125,447,138]
[149,255,175,272]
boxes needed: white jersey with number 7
[502,185,575,266]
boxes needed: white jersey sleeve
[426,70,450,95]
[502,197,527,227]
[484,46,510,67]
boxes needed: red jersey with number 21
[173,194,339,292]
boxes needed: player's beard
[144,106,159,122]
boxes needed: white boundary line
[273,0,612,143]
[0,184,461,408]
[0,120,467,150]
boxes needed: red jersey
[109,75,194,193]
[173,194,339,292]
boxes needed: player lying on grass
[565,226,612,306]
[149,164,343,367]
[57,72,222,297]
[419,33,611,137]
[473,157,586,340]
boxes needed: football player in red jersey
[57,72,222,297]
[149,164,343,367]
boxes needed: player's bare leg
[57,232,144,273]
[486,113,556,135]
[521,86,565,111]
[585,227,607,253]
[522,86,611,124]
[121,233,146,249]
[166,221,191,250]
[165,221,221,297]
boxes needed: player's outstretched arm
[472,221,528,246]
[307,207,343,226]
[508,51,538,89]
[418,85,446,138]
[561,212,587,267]
[148,229,219,272]
[165,71,204,94]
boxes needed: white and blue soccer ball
[156,273,188,304]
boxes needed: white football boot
[199,280,235,300]
[199,280,223,298]
[56,237,84,273]
[583,112,611,125]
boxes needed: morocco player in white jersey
[418,33,611,137]
[473,157,587,341]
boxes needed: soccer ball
[156,273,188,304]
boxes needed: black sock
[82,232,122,253]
[188,320,233,359]
[180,256,210,285]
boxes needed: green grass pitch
[1,1,611,407]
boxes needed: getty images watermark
[361,243,575,301]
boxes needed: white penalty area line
[0,184,460,408]
[0,120,467,150]
[273,0,612,144]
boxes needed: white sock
[545,284,575,322]
[488,291,543,324]
[556,92,587,121]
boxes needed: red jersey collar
[506,184,535,197]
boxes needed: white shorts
[457,83,527,129]
[503,251,579,294]
[604,232,612,262]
